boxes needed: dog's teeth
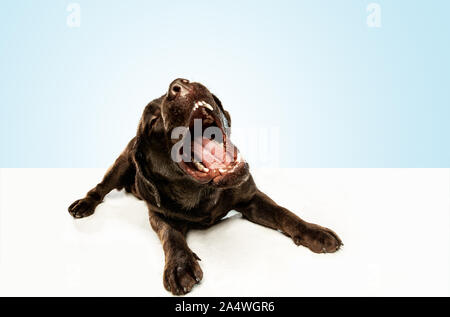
[219,168,227,174]
[204,103,213,111]
[193,160,209,173]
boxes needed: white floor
[0,168,449,296]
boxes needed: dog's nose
[169,78,191,98]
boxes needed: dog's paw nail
[322,248,327,253]
[183,287,187,293]
[195,277,201,282]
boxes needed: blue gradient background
[1,1,449,167]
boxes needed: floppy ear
[132,102,162,207]
[137,103,160,136]
[212,94,231,127]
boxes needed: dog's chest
[161,186,230,225]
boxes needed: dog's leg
[235,190,343,253]
[149,210,203,295]
[68,154,132,218]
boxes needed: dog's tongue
[193,137,233,169]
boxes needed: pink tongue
[193,137,232,169]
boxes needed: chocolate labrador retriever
[68,78,342,295]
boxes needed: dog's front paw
[164,251,203,296]
[292,222,343,254]
[68,198,97,218]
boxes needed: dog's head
[139,78,249,189]
[162,78,249,188]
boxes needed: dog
[68,78,342,295]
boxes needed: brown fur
[68,79,342,295]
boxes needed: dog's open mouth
[178,100,246,185]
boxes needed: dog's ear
[132,102,162,207]
[212,94,231,127]
[137,103,160,136]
